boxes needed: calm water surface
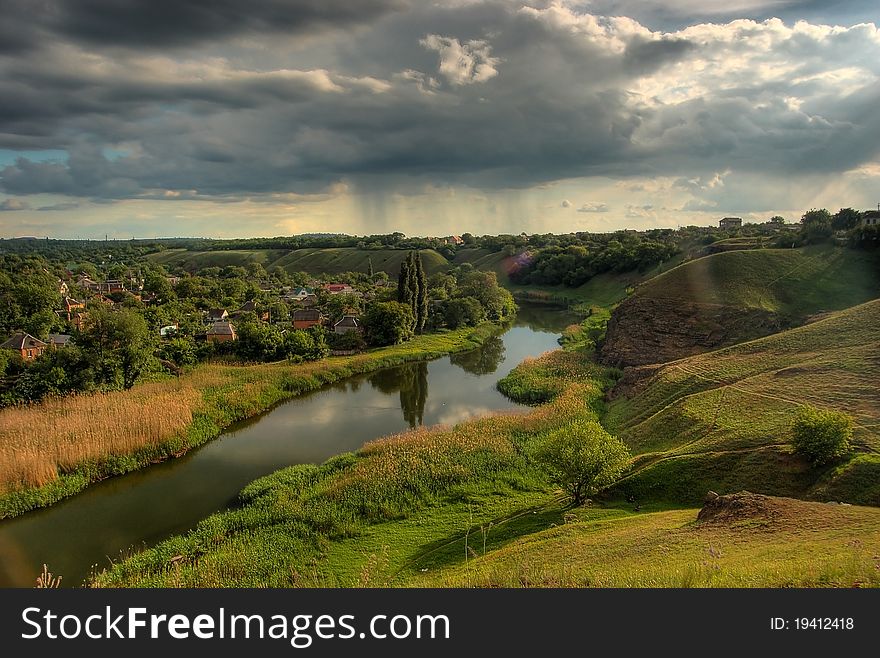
[0,304,575,587]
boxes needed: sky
[0,0,879,239]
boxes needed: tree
[364,301,415,346]
[235,321,283,362]
[791,405,853,466]
[282,329,328,362]
[768,215,786,225]
[832,208,862,231]
[77,305,155,389]
[799,208,833,244]
[535,420,630,505]
[414,251,428,334]
[444,296,485,328]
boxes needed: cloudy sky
[1,0,878,238]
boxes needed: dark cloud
[0,0,407,52]
[0,1,877,207]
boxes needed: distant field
[147,248,449,276]
[605,298,880,505]
[147,249,286,269]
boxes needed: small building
[283,287,313,303]
[1,332,48,361]
[333,315,361,335]
[61,296,85,321]
[159,324,179,338]
[100,280,127,294]
[71,311,88,332]
[862,210,880,227]
[324,283,355,295]
[719,217,743,230]
[206,308,229,323]
[46,333,73,349]
[292,309,323,330]
[296,294,319,307]
[206,321,237,343]
[235,299,269,321]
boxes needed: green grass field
[605,298,880,505]
[147,248,449,276]
[628,246,879,316]
[411,496,880,587]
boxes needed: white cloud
[577,202,610,212]
[419,34,501,85]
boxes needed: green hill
[147,248,286,269]
[271,248,448,276]
[604,298,880,505]
[410,493,880,587]
[601,246,880,366]
[147,248,449,276]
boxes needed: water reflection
[449,334,506,376]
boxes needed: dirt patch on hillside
[696,491,855,529]
[600,296,789,367]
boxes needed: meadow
[0,325,498,518]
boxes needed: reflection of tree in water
[367,367,401,395]
[449,335,506,376]
[367,362,429,428]
[513,303,580,333]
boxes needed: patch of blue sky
[0,149,68,166]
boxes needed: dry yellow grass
[0,380,204,493]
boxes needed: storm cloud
[1,0,879,235]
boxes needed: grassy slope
[453,248,686,308]
[628,246,879,317]
[0,326,497,518]
[411,498,880,587]
[605,298,880,505]
[147,248,449,276]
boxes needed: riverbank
[0,324,500,519]
[93,341,616,587]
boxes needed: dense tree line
[508,233,680,287]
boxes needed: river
[0,304,576,587]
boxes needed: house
[296,294,319,307]
[58,279,69,296]
[444,235,464,246]
[71,311,88,332]
[206,308,229,323]
[206,321,237,343]
[46,334,73,349]
[862,210,880,227]
[100,280,126,294]
[719,217,743,229]
[61,296,85,321]
[292,309,324,330]
[323,283,355,295]
[283,287,313,303]
[159,324,179,338]
[76,274,100,291]
[333,315,361,335]
[234,299,269,321]
[1,332,48,361]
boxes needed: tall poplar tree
[414,251,428,333]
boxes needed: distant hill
[147,247,449,276]
[604,298,880,505]
[601,246,880,367]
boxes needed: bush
[534,420,630,505]
[791,405,853,466]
